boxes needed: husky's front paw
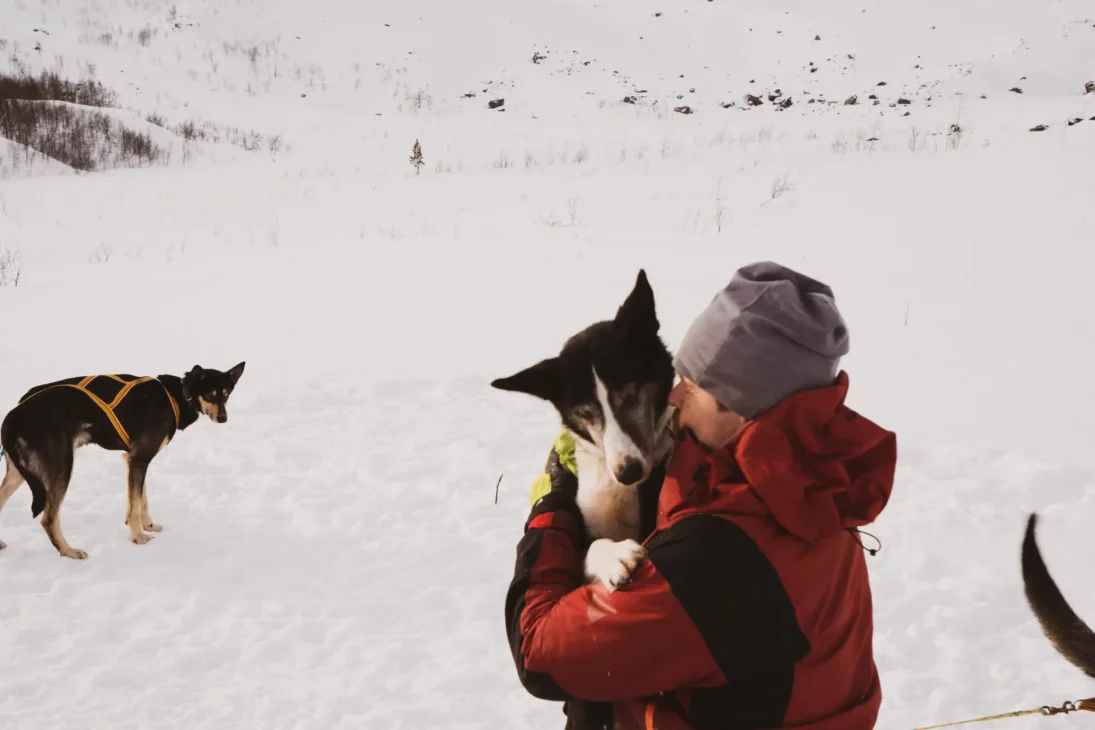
[585,538,646,592]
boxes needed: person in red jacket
[504,262,897,729]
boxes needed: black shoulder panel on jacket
[646,514,811,729]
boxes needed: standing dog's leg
[126,455,154,545]
[35,448,86,559]
[141,488,161,533]
[0,455,27,550]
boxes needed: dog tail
[1022,513,1095,679]
[26,473,46,518]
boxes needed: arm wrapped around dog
[505,438,723,705]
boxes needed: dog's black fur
[0,362,244,558]
[1021,513,1095,679]
[493,271,675,730]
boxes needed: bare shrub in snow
[90,241,113,263]
[762,174,794,206]
[713,175,727,233]
[909,127,922,152]
[172,119,267,153]
[947,123,964,150]
[0,248,22,287]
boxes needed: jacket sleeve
[504,493,726,703]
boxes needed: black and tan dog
[0,362,244,558]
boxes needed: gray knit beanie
[673,261,849,419]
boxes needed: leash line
[912,697,1095,729]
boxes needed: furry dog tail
[1022,513,1095,679]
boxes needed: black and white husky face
[491,270,675,486]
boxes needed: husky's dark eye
[574,405,597,422]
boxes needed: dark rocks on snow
[1067,118,1083,126]
[745,93,764,106]
[777,97,793,109]
[488,98,505,109]
[462,91,476,98]
[1009,87,1023,94]
[844,95,857,105]
[866,137,879,142]
[873,99,880,106]
[868,94,877,100]
[877,81,887,86]
[1085,81,1095,94]
[720,101,735,108]
[623,96,637,104]
[674,105,693,115]
[532,52,546,64]
[897,98,912,104]
[903,111,911,117]
[815,35,821,40]
[1029,124,1048,132]
[768,89,783,101]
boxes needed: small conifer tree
[409,138,425,175]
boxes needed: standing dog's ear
[227,362,246,385]
[491,357,562,403]
[615,269,659,336]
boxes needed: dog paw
[60,547,88,559]
[130,533,154,545]
[585,538,647,592]
[143,523,163,533]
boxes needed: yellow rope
[912,698,1095,730]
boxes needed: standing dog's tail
[1022,513,1095,679]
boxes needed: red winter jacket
[504,372,897,729]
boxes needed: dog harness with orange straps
[18,374,180,449]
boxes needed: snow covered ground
[1,0,1095,727]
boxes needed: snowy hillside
[1,0,1095,727]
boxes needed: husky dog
[1021,513,1095,678]
[492,269,676,590]
[0,363,245,558]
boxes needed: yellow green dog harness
[529,429,579,506]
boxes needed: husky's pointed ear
[615,269,659,335]
[227,361,245,385]
[491,357,562,403]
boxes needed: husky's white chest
[573,447,641,543]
